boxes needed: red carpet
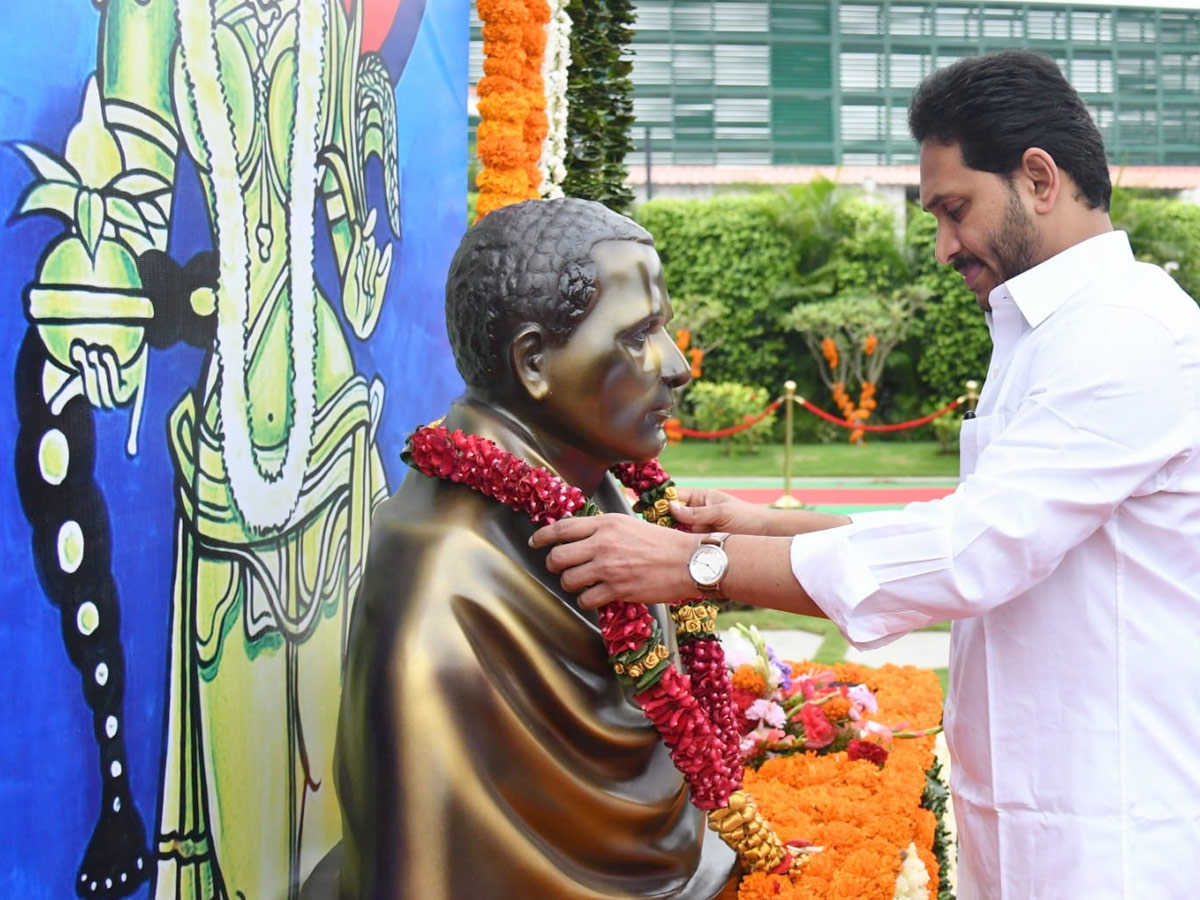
[720,486,955,505]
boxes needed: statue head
[445,198,690,472]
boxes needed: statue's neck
[446,396,609,496]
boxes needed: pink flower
[858,720,894,742]
[848,683,876,712]
[799,703,835,749]
[795,676,818,700]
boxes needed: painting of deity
[0,1,466,897]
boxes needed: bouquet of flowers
[724,625,899,769]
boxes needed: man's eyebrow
[922,193,943,213]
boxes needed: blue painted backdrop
[0,0,465,895]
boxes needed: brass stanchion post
[771,380,804,509]
[964,379,980,416]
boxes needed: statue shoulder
[359,475,547,619]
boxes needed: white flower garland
[539,0,571,199]
[892,842,931,900]
[178,0,323,534]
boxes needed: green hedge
[635,194,803,394]
[1112,189,1200,301]
[635,188,1200,435]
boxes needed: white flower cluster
[892,842,931,900]
[539,0,571,198]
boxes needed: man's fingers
[545,541,593,575]
[529,515,603,548]
[559,561,603,595]
[669,500,717,530]
[576,583,616,610]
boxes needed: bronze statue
[332,198,739,898]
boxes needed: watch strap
[701,531,730,549]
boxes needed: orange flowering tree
[670,292,728,381]
[786,288,930,443]
[664,293,729,443]
[475,0,551,219]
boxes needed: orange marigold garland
[476,0,549,219]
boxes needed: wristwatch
[688,532,730,598]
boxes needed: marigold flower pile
[734,660,944,900]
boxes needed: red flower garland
[405,426,743,810]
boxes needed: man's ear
[510,324,551,401]
[1020,147,1061,214]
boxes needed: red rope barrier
[673,399,783,438]
[798,398,961,433]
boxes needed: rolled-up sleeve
[792,301,1197,649]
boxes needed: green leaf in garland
[563,0,636,211]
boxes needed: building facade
[626,0,1200,168]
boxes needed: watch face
[688,544,727,587]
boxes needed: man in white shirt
[532,50,1200,897]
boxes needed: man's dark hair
[445,198,653,389]
[908,50,1111,211]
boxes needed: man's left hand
[530,515,698,609]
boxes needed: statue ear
[511,324,551,401]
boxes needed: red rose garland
[404,426,793,872]
[405,427,739,803]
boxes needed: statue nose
[657,332,691,389]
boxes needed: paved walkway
[721,627,952,670]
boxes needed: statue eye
[624,325,652,348]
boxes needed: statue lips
[345,0,428,79]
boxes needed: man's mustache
[953,255,985,273]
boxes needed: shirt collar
[988,230,1134,330]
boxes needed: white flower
[539,0,571,198]
[891,842,930,900]
[746,699,787,729]
[719,629,759,670]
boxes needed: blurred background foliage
[631,182,1200,443]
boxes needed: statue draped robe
[334,399,738,899]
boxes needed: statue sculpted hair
[445,198,653,388]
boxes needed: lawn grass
[659,440,959,479]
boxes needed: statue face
[537,240,690,465]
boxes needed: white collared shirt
[792,231,1200,898]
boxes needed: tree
[776,192,920,441]
[785,287,931,442]
[905,207,992,405]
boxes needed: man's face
[919,140,1042,311]
[537,240,690,464]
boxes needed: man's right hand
[670,486,853,537]
[669,487,772,534]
